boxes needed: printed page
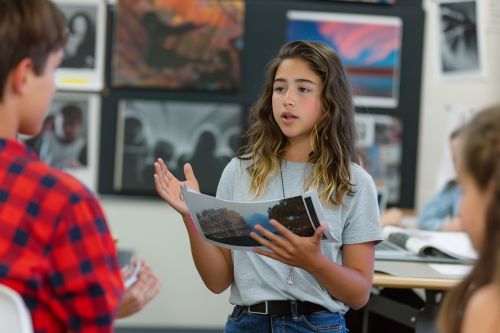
[382,226,478,261]
[182,185,336,251]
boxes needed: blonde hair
[437,106,500,333]
[236,40,356,205]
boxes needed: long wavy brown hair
[437,106,500,333]
[237,40,356,205]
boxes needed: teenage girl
[154,40,382,332]
[437,106,500,333]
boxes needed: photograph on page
[182,186,336,251]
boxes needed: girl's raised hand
[250,220,327,271]
[153,158,199,218]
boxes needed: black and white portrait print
[438,0,482,76]
[58,4,97,69]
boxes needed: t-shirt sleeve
[49,193,124,332]
[341,165,383,245]
[216,158,239,200]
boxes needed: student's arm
[418,186,456,231]
[252,223,374,309]
[154,159,233,293]
[462,285,500,333]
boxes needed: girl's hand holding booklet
[181,184,337,251]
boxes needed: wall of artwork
[417,0,500,209]
[40,0,426,208]
[100,0,423,208]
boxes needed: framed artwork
[287,11,402,108]
[22,93,100,191]
[113,0,245,91]
[114,100,243,195]
[436,0,486,79]
[355,114,402,204]
[54,0,106,91]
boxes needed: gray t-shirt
[216,158,383,314]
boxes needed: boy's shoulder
[32,159,92,198]
[3,147,93,200]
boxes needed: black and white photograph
[22,93,100,191]
[54,0,106,91]
[114,100,243,195]
[437,0,485,78]
[355,114,403,204]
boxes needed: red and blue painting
[287,11,402,108]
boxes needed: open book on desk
[182,185,337,251]
[376,226,478,264]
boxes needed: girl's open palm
[153,158,199,217]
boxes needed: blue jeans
[224,305,348,333]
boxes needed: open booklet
[377,226,478,263]
[182,185,337,251]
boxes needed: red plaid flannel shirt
[0,138,124,333]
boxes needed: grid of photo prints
[27,0,435,210]
[23,0,106,191]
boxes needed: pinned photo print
[437,0,485,78]
[54,0,106,91]
[113,0,245,91]
[287,11,402,108]
[355,114,402,203]
[22,93,100,191]
[61,6,96,69]
[114,100,242,195]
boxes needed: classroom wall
[104,0,500,329]
[417,0,500,209]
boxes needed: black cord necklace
[280,164,294,286]
[279,165,286,199]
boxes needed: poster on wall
[436,0,486,79]
[113,0,245,91]
[53,0,106,91]
[114,100,242,195]
[355,114,402,204]
[21,93,100,191]
[287,11,402,108]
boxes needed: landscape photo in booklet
[182,185,337,251]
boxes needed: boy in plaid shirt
[0,1,124,332]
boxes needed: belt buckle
[248,301,268,315]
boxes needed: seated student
[418,127,463,231]
[0,1,124,332]
[437,106,500,333]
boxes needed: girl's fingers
[252,224,288,248]
[250,228,289,259]
[268,220,297,240]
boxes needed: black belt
[247,300,327,315]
